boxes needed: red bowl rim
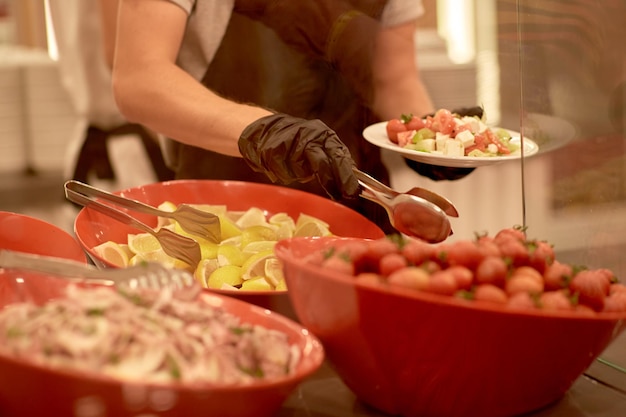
[0,283,324,393]
[275,236,626,322]
[0,211,86,263]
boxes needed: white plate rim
[363,121,539,168]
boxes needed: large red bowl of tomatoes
[275,228,626,417]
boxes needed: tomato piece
[397,130,416,147]
[386,119,407,144]
[485,129,510,155]
[405,115,426,131]
[431,109,456,135]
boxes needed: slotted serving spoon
[354,168,453,243]
[65,180,221,243]
[0,250,201,300]
[65,184,202,267]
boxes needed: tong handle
[65,180,167,218]
[65,187,156,236]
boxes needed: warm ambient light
[437,0,476,64]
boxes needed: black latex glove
[238,114,360,200]
[405,106,484,181]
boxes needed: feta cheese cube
[445,139,464,157]
[487,143,498,154]
[455,130,475,148]
[461,116,481,133]
[435,132,449,151]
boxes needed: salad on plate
[386,108,519,158]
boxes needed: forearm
[112,0,271,157]
[113,65,272,157]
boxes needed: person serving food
[103,0,475,231]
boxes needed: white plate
[363,122,540,168]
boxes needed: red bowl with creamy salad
[0,269,324,417]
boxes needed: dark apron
[169,1,395,233]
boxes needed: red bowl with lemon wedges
[275,234,626,417]
[0,268,324,417]
[0,211,86,263]
[73,180,385,319]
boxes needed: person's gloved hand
[238,114,360,200]
[405,106,484,181]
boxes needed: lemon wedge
[294,220,332,237]
[216,245,245,267]
[240,225,278,248]
[194,258,220,287]
[235,207,270,229]
[218,215,242,240]
[275,278,288,291]
[207,265,243,289]
[128,250,190,270]
[241,277,273,291]
[264,257,284,287]
[240,249,275,281]
[156,201,177,228]
[93,241,132,268]
[127,233,162,254]
[242,240,277,258]
[270,213,296,239]
[189,204,228,217]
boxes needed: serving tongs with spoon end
[354,168,455,243]
[64,181,204,267]
[353,168,458,218]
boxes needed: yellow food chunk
[241,277,273,291]
[264,257,284,287]
[241,249,275,281]
[294,220,332,237]
[127,233,162,254]
[240,225,278,248]
[216,244,245,267]
[128,249,190,270]
[235,207,271,229]
[93,241,131,268]
[275,279,288,291]
[218,215,242,240]
[207,265,243,289]
[194,258,220,287]
[156,201,177,228]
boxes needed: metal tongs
[354,168,457,243]
[64,180,212,267]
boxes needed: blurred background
[0,0,625,281]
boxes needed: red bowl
[73,180,385,319]
[275,236,626,417]
[0,269,325,417]
[0,211,86,263]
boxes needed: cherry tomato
[475,256,508,287]
[386,119,407,144]
[405,115,426,131]
[379,253,408,277]
[543,260,573,291]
